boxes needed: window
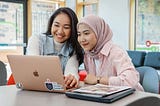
[77,0,98,19]
[130,0,160,52]
[30,0,65,36]
[0,0,27,63]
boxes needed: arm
[64,53,79,88]
[108,49,140,88]
[26,35,40,55]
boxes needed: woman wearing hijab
[77,14,144,91]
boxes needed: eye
[53,23,59,27]
[84,32,90,35]
[64,25,71,29]
[77,32,81,36]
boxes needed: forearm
[108,70,139,87]
[64,54,79,80]
[84,74,108,85]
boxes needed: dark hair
[45,7,83,65]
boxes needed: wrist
[97,77,101,84]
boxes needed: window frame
[0,0,28,54]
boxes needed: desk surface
[0,85,160,106]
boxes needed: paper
[73,84,131,95]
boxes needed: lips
[81,43,89,48]
[56,34,64,39]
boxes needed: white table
[0,85,160,106]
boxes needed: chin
[83,48,90,51]
[56,39,65,43]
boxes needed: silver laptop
[7,55,67,93]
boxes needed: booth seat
[0,61,7,86]
[127,51,160,94]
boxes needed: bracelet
[97,77,101,83]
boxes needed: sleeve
[26,35,40,55]
[64,53,79,80]
[108,48,140,88]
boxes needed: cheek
[89,35,97,47]
[64,30,71,38]
[51,27,56,35]
[77,36,81,43]
[92,39,97,47]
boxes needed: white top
[94,59,101,75]
[26,35,79,80]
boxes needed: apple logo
[33,70,39,77]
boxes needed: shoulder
[28,33,46,41]
[31,33,53,44]
[28,33,48,48]
[110,44,128,56]
[107,44,131,64]
[28,35,40,46]
[28,34,39,41]
[101,42,128,59]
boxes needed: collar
[45,36,72,57]
[99,41,113,57]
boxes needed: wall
[98,0,130,49]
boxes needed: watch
[97,77,101,83]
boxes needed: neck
[54,39,64,51]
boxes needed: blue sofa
[127,51,160,94]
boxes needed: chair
[0,61,7,86]
[7,74,15,85]
[127,51,160,93]
[126,96,160,106]
[136,66,159,94]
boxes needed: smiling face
[77,23,97,51]
[51,13,71,43]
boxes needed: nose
[79,35,86,42]
[57,27,64,34]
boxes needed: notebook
[7,55,67,93]
[65,84,135,103]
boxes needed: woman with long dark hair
[26,7,84,89]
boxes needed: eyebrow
[83,30,90,33]
[78,29,89,33]
[53,21,71,26]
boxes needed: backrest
[126,96,160,106]
[0,61,7,86]
[127,50,146,67]
[144,52,160,69]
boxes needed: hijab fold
[77,14,113,75]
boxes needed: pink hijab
[77,14,113,56]
[77,15,113,75]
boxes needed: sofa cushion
[127,50,146,67]
[144,52,160,69]
[136,66,159,93]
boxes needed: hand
[64,74,78,89]
[100,77,108,85]
[84,74,97,85]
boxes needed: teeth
[57,35,63,38]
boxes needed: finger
[66,77,72,87]
[74,79,79,88]
[64,75,72,83]
[70,78,77,87]
[64,76,68,83]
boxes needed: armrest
[136,66,159,94]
